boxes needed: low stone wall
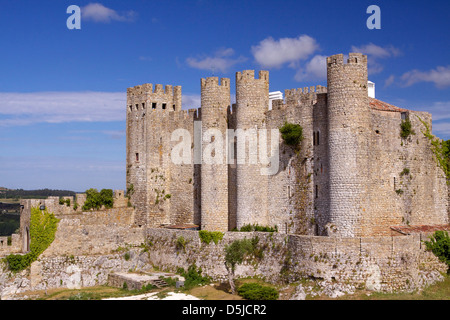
[143,228,447,293]
[0,220,447,299]
[43,207,143,256]
[0,234,21,256]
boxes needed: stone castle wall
[125,52,449,237]
[1,212,447,298]
[142,228,447,293]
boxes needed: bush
[237,283,279,300]
[178,264,210,290]
[198,230,224,245]
[239,224,277,232]
[279,122,303,147]
[424,230,450,273]
[400,118,415,139]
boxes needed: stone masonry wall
[142,228,447,293]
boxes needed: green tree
[279,122,303,148]
[224,238,259,294]
[100,189,114,209]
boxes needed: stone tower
[235,70,270,229]
[200,77,230,231]
[326,53,370,237]
[126,83,182,227]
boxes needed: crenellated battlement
[327,53,367,67]
[127,82,182,111]
[236,70,269,83]
[127,83,182,97]
[201,77,230,88]
[285,85,327,100]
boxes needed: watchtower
[200,77,230,231]
[234,70,270,229]
[326,53,370,237]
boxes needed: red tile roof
[369,98,408,113]
[390,224,450,235]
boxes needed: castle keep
[126,52,449,237]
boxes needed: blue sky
[0,0,449,192]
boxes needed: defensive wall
[1,207,447,298]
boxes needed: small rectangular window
[162,103,167,110]
[136,104,139,110]
[142,103,145,109]
[152,103,157,109]
[173,104,176,111]
[136,153,139,162]
[315,185,318,198]
[317,132,320,145]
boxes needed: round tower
[200,77,230,231]
[235,70,270,229]
[326,53,370,237]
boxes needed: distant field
[0,198,20,204]
[0,213,20,236]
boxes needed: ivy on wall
[4,206,59,272]
[417,116,450,182]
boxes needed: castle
[126,52,449,237]
[1,53,450,298]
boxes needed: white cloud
[400,66,450,88]
[81,3,136,23]
[294,55,327,82]
[351,43,401,59]
[351,43,401,75]
[0,91,126,127]
[182,94,201,109]
[251,35,319,69]
[186,48,247,73]
[384,74,395,87]
[431,122,450,137]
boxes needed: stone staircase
[108,272,184,291]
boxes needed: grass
[12,274,450,300]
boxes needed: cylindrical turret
[326,53,370,237]
[235,70,270,229]
[200,77,230,231]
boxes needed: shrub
[176,236,186,251]
[237,283,279,300]
[239,224,278,232]
[198,230,224,245]
[279,122,303,148]
[178,264,210,290]
[400,118,415,139]
[424,230,450,273]
[400,168,410,176]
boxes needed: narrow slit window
[315,185,319,198]
[136,153,139,162]
[317,131,320,145]
[313,132,316,145]
[142,103,145,109]
[136,104,139,110]
[287,185,291,198]
[173,104,176,111]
